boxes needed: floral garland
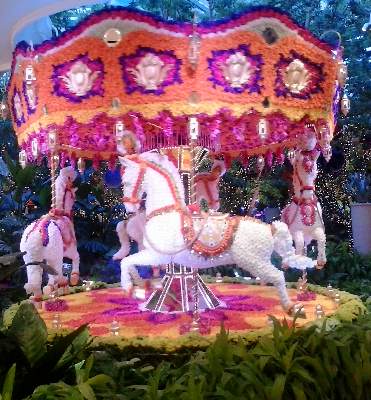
[17,109,327,167]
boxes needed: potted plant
[349,172,371,254]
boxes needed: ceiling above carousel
[7,6,346,165]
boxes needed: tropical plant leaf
[9,303,47,367]
[1,363,16,400]
[77,383,95,400]
[28,382,84,400]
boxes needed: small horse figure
[281,126,326,268]
[119,151,313,315]
[194,159,226,210]
[20,166,80,299]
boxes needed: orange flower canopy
[8,7,343,165]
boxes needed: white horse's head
[119,151,185,214]
[298,125,317,151]
[55,166,77,212]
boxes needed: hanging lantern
[31,138,39,158]
[319,125,332,162]
[337,61,348,87]
[52,154,60,167]
[115,120,125,137]
[341,93,350,115]
[48,129,57,151]
[189,117,199,140]
[77,157,85,174]
[19,150,27,168]
[257,118,268,141]
[25,64,36,84]
[287,148,296,164]
[256,155,265,172]
[0,99,9,120]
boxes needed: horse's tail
[271,221,315,270]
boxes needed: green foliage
[8,303,47,367]
[28,355,116,400]
[1,297,370,399]
[83,314,371,400]
[0,303,91,399]
[0,364,16,400]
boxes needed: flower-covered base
[21,281,366,351]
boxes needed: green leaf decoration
[9,303,47,367]
[29,382,84,400]
[33,324,90,378]
[1,363,16,400]
[77,383,95,400]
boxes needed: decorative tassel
[265,151,273,168]
[109,155,116,171]
[275,149,285,165]
[93,155,100,170]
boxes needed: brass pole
[188,117,200,332]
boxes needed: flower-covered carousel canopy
[7,7,345,166]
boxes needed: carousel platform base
[35,282,343,350]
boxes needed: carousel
[6,6,353,347]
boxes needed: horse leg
[120,249,170,291]
[113,221,130,260]
[312,227,327,269]
[69,246,80,286]
[292,230,305,256]
[21,235,43,300]
[24,263,43,300]
[231,223,293,312]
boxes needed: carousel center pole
[189,117,201,332]
[48,129,59,211]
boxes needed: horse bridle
[122,156,147,206]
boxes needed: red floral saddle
[182,212,240,257]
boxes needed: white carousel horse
[281,127,326,267]
[20,166,80,299]
[194,159,226,210]
[113,159,225,259]
[119,151,314,314]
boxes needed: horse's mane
[141,152,185,201]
